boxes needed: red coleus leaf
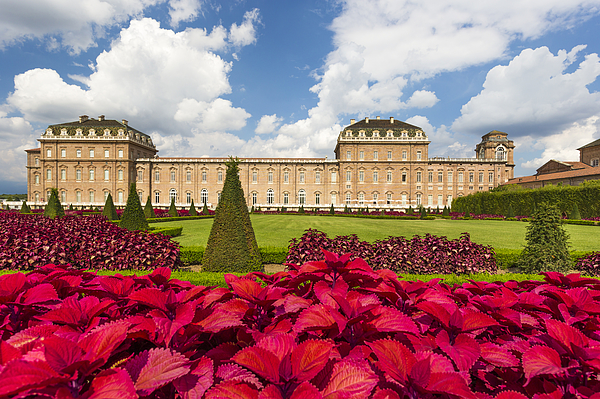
[43,336,85,374]
[6,324,59,350]
[522,345,565,383]
[173,356,214,399]
[427,372,478,399]
[546,318,589,352]
[233,346,281,383]
[480,342,520,368]
[0,340,22,365]
[205,380,259,399]
[216,363,263,389]
[79,320,129,367]
[0,272,26,302]
[125,347,190,396]
[226,275,264,302]
[459,308,499,332]
[197,298,249,333]
[322,359,378,398]
[416,301,451,328]
[20,283,58,305]
[372,389,402,399]
[256,333,297,362]
[495,391,528,399]
[81,368,137,399]
[436,330,480,372]
[0,360,65,396]
[293,304,346,335]
[128,287,168,312]
[367,306,419,334]
[367,339,416,385]
[314,279,349,309]
[291,339,334,382]
[290,381,323,399]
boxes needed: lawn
[156,214,600,252]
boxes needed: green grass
[156,215,600,252]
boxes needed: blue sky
[1,0,600,194]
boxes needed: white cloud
[452,45,600,137]
[255,114,283,134]
[406,90,439,108]
[0,0,165,54]
[229,8,260,47]
[169,0,203,27]
[0,113,37,183]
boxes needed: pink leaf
[127,347,190,396]
[436,330,480,372]
[216,363,263,389]
[258,385,283,399]
[416,301,451,328]
[459,308,499,332]
[480,342,519,368]
[546,318,589,352]
[0,360,64,396]
[427,372,478,399]
[495,391,528,399]
[0,341,22,366]
[367,339,416,385]
[128,287,168,312]
[290,381,323,399]
[227,276,263,302]
[291,339,334,382]
[205,380,259,399]
[322,360,378,398]
[21,283,58,304]
[197,299,249,333]
[314,279,348,309]
[522,345,564,383]
[372,389,401,399]
[43,336,84,374]
[293,304,346,334]
[82,368,137,399]
[367,306,419,334]
[233,346,281,383]
[79,320,129,366]
[256,333,297,362]
[173,356,213,399]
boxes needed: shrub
[506,203,515,218]
[442,205,450,216]
[168,197,178,217]
[19,200,31,214]
[143,196,156,219]
[188,199,197,216]
[150,226,183,237]
[570,203,581,220]
[420,206,427,218]
[259,246,288,264]
[516,203,572,273]
[576,251,600,276]
[203,157,262,272]
[329,203,335,215]
[44,188,65,219]
[102,193,119,220]
[180,246,204,265]
[202,201,209,215]
[119,182,149,231]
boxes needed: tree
[102,193,119,220]
[464,209,471,218]
[329,204,335,215]
[343,204,349,213]
[570,203,581,220]
[143,196,155,219]
[189,199,198,216]
[119,183,148,231]
[44,188,65,219]
[168,197,178,217]
[420,206,427,219]
[407,206,413,215]
[203,157,262,273]
[442,206,450,217]
[506,204,515,218]
[516,203,572,273]
[20,200,31,214]
[298,205,305,214]
[202,201,210,215]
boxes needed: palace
[25,115,515,209]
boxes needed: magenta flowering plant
[1,253,600,398]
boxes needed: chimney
[98,115,105,121]
[376,116,380,120]
[79,115,89,123]
[122,119,128,126]
[365,117,369,124]
[390,117,394,124]
[350,119,355,124]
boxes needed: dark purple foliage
[577,251,600,276]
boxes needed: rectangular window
[76,149,81,158]
[428,194,433,205]
[402,194,407,206]
[402,172,406,183]
[387,193,392,205]
[155,192,160,203]
[201,171,206,182]
[387,151,392,160]
[89,169,94,181]
[373,171,378,182]
[35,174,40,184]
[346,193,351,204]
[252,171,257,183]
[89,191,95,203]
[402,150,407,160]
[428,172,433,183]
[373,193,378,204]
[76,191,81,203]
[137,170,142,182]
[373,151,378,160]
[46,148,51,158]
[417,151,422,161]
[489,172,494,183]
[89,149,94,158]
[315,193,320,205]
[438,172,443,183]
[284,171,289,183]
[315,171,320,183]
[331,171,336,183]
[171,171,176,182]
[186,192,191,204]
[359,170,364,182]
[118,191,123,203]
[387,171,392,182]
[416,193,421,206]
[218,171,223,182]
[331,192,336,204]
[104,191,109,201]
[448,171,453,183]
[346,151,351,160]
[416,172,422,183]
[154,170,159,182]
[458,172,463,183]
[283,193,289,204]
[252,193,257,205]
[61,149,66,158]
[299,171,305,183]
[104,149,109,158]
[359,151,364,160]
[46,169,52,180]
[592,159,599,167]
[479,172,484,183]
[469,172,474,183]
[104,169,109,181]
[438,195,443,205]
[76,169,82,180]
[268,171,273,183]
[60,169,66,180]
[35,158,39,165]
[346,171,351,182]
[447,195,452,207]
[118,170,123,181]
[118,149,123,158]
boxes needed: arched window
[155,191,160,204]
[267,189,274,204]
[186,192,192,204]
[298,189,306,205]
[252,192,257,205]
[169,188,177,203]
[201,189,208,204]
[495,146,506,160]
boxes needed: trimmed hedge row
[494,248,593,270]
[179,246,287,266]
[147,215,214,223]
[149,226,183,237]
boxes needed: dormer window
[359,131,364,137]
[346,131,351,137]
[373,131,379,137]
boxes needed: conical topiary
[464,209,471,218]
[119,183,148,231]
[143,196,155,219]
[442,205,450,216]
[203,157,262,272]
[570,203,581,220]
[189,199,198,216]
[20,200,31,214]
[202,201,210,215]
[506,204,515,218]
[102,193,119,220]
[329,204,335,215]
[407,206,413,215]
[299,205,305,214]
[68,204,74,211]
[168,197,178,217]
[420,206,427,219]
[344,204,349,213]
[44,188,65,219]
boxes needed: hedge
[179,246,287,266]
[149,226,183,237]
[494,248,593,270]
[147,215,214,223]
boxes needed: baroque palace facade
[26,115,515,209]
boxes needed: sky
[1,0,600,194]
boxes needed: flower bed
[0,212,182,270]
[286,229,497,275]
[1,254,599,398]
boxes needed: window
[61,149,66,158]
[104,169,109,181]
[458,172,463,183]
[218,170,223,182]
[137,170,143,182]
[346,151,351,160]
[155,191,160,203]
[169,189,177,203]
[47,168,52,180]
[171,171,176,182]
[346,171,351,182]
[387,171,392,183]
[315,192,320,205]
[448,171,453,183]
[217,192,221,203]
[489,172,494,183]
[373,151,378,160]
[331,171,336,183]
[35,157,39,166]
[267,189,274,204]
[47,148,51,158]
[402,172,407,183]
[154,170,159,182]
[428,194,433,205]
[186,192,191,204]
[402,150,407,160]
[201,171,206,182]
[76,169,82,180]
[89,149,94,158]
[89,169,94,181]
[495,146,506,160]
[201,189,208,204]
[479,172,484,183]
[428,172,433,183]
[331,192,336,204]
[76,191,81,203]
[592,159,599,167]
[469,172,474,183]
[373,193,378,204]
[387,151,392,160]
[373,171,378,182]
[104,191,109,201]
[118,169,123,181]
[188,171,193,182]
[76,149,81,158]
[299,171,305,183]
[60,169,66,180]
[283,193,289,204]
[138,191,143,202]
[402,194,407,206]
[61,191,66,203]
[438,172,443,183]
[118,149,123,158]
[89,191,95,203]
[284,171,289,183]
[298,190,306,205]
[315,171,320,183]
[359,170,364,182]
[358,192,364,204]
[104,149,109,158]
[346,193,351,204]
[359,151,364,160]
[268,171,273,183]
[252,192,257,205]
[438,195,443,205]
[447,195,452,207]
[417,151,422,160]
[252,171,257,183]
[35,174,40,184]
[387,193,392,205]
[416,193,421,206]
[118,191,124,203]
[416,172,422,183]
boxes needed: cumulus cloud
[0,113,37,182]
[229,9,260,47]
[452,45,600,137]
[169,0,203,27]
[255,114,283,134]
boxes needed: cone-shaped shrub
[516,202,572,273]
[203,157,261,272]
[420,206,427,219]
[68,204,74,211]
[329,204,335,215]
[19,200,31,214]
[570,203,581,220]
[44,188,65,219]
[102,193,119,220]
[506,204,515,218]
[202,201,209,215]
[464,209,471,218]
[407,206,413,215]
[143,196,155,219]
[188,199,198,216]
[299,205,305,214]
[442,205,450,216]
[119,183,148,231]
[344,204,349,213]
[168,197,178,217]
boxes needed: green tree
[298,205,305,214]
[570,203,581,220]
[329,204,335,215]
[506,204,515,218]
[420,206,427,219]
[202,201,210,215]
[119,183,148,231]
[102,193,119,220]
[168,197,178,217]
[20,200,31,214]
[203,157,262,272]
[407,206,413,215]
[189,199,198,216]
[143,196,156,219]
[343,204,349,213]
[464,209,471,218]
[442,205,450,217]
[516,203,572,273]
[44,188,65,219]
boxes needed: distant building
[26,115,515,209]
[506,139,600,188]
